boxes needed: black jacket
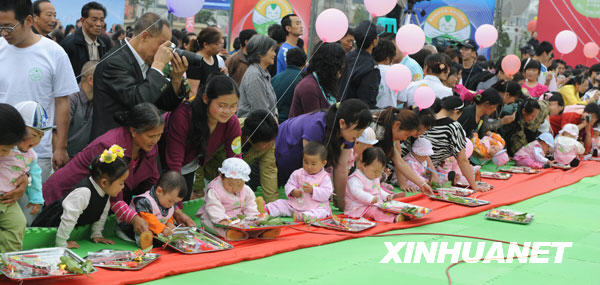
[60,28,110,82]
[338,50,381,108]
[90,43,184,140]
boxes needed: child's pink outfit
[197,176,260,239]
[265,168,332,219]
[522,83,549,98]
[514,141,548,168]
[345,169,396,223]
[554,136,584,165]
[0,148,35,193]
[436,157,480,186]
[403,153,428,189]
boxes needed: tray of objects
[214,215,300,232]
[85,249,159,271]
[377,200,432,218]
[0,247,96,281]
[480,171,512,180]
[454,181,494,190]
[552,163,572,170]
[499,166,541,174]
[434,187,474,197]
[429,192,490,207]
[155,227,233,254]
[485,209,533,224]
[312,216,377,232]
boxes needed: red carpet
[14,161,600,285]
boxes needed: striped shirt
[410,117,467,166]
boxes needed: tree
[352,5,370,25]
[494,20,511,60]
[195,10,216,25]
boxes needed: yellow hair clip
[109,144,125,158]
[100,145,125,164]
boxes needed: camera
[170,43,203,66]
[584,114,592,123]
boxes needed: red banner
[537,0,600,66]
[231,0,312,49]
[185,17,195,33]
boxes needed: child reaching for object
[403,138,434,190]
[554,124,584,167]
[514,133,555,169]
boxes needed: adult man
[476,58,510,91]
[226,29,257,86]
[67,60,96,158]
[534,41,557,91]
[587,63,600,91]
[60,2,109,81]
[31,0,54,37]
[458,39,486,90]
[338,28,354,53]
[91,12,188,139]
[550,103,599,153]
[380,32,423,81]
[276,14,302,74]
[0,0,78,180]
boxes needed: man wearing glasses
[0,0,78,187]
[60,2,110,82]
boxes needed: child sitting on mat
[554,124,584,167]
[198,158,280,241]
[32,145,128,248]
[128,171,186,247]
[345,147,405,223]
[514,132,555,169]
[403,138,434,190]
[260,141,332,223]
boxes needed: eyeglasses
[0,22,19,34]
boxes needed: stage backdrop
[52,0,125,30]
[537,0,600,65]
[231,0,311,49]
[412,0,496,58]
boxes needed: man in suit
[90,12,188,139]
[60,1,110,81]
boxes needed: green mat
[142,175,600,285]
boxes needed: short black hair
[589,63,600,74]
[81,1,106,18]
[286,47,306,67]
[232,37,241,50]
[584,102,600,117]
[547,91,565,107]
[239,29,257,48]
[268,24,285,44]
[304,141,327,161]
[242,109,278,144]
[353,20,378,50]
[361,147,386,167]
[1,0,33,23]
[522,58,542,72]
[281,13,298,37]
[157,171,188,199]
[372,39,396,63]
[535,41,554,56]
[0,103,26,145]
[182,32,196,45]
[412,48,433,68]
[90,153,128,184]
[32,0,49,16]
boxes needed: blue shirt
[276,42,297,74]
[401,56,424,81]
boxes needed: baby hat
[219,158,251,182]
[537,132,555,149]
[412,138,434,156]
[559,124,579,137]
[14,101,52,131]
[357,127,379,145]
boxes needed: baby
[554,124,584,167]
[472,132,509,166]
[403,138,434,189]
[514,132,555,169]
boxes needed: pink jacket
[130,190,174,224]
[404,153,427,189]
[0,148,35,193]
[344,169,390,218]
[198,176,260,224]
[514,140,547,168]
[284,168,332,212]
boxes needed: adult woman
[43,103,195,234]
[161,75,241,200]
[187,27,226,99]
[400,53,453,107]
[558,75,599,106]
[458,88,503,138]
[275,99,372,210]
[237,35,279,118]
[289,42,346,118]
[418,97,486,192]
[501,99,544,155]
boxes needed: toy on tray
[429,192,490,207]
[434,187,474,197]
[86,249,159,270]
[376,200,432,218]
[499,166,541,174]
[215,215,300,232]
[0,248,96,281]
[552,163,572,170]
[312,216,377,232]
[485,209,533,224]
[480,171,512,180]
[155,227,233,254]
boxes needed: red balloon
[527,20,537,33]
[583,42,599,59]
[501,55,520,76]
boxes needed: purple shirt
[275,111,327,182]
[289,75,332,118]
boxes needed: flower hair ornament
[100,144,125,164]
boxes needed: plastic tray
[214,218,300,232]
[480,171,512,180]
[312,217,376,232]
[485,209,533,224]
[377,200,432,218]
[552,163,572,170]
[155,227,233,254]
[1,247,96,281]
[86,250,160,271]
[499,166,541,174]
[435,187,474,197]
[429,193,490,207]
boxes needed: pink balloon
[315,9,349,43]
[555,30,578,54]
[385,64,412,92]
[364,0,396,17]
[166,0,204,18]
[396,24,426,55]
[501,54,520,76]
[583,42,599,59]
[475,24,498,48]
[414,86,435,110]
[527,20,537,33]
[465,138,473,158]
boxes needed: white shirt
[376,65,398,109]
[125,39,164,79]
[399,75,452,107]
[55,177,110,247]
[0,37,79,158]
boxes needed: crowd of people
[1,0,599,250]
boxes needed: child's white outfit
[266,168,332,219]
[554,136,585,165]
[345,169,396,223]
